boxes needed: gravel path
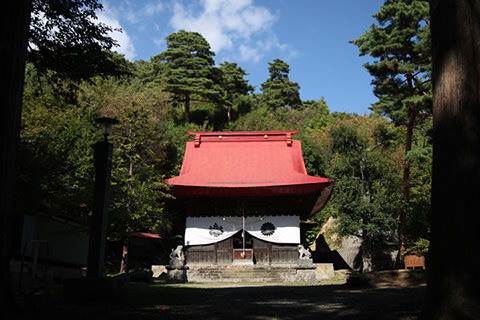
[17,279,426,320]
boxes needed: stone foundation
[186,263,334,283]
[315,263,335,280]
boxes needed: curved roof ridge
[164,129,333,197]
[187,130,300,136]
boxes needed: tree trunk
[119,238,129,274]
[1,0,31,311]
[361,231,373,273]
[184,94,190,123]
[398,105,416,267]
[120,131,133,274]
[423,1,480,318]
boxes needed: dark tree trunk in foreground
[0,0,32,310]
[423,0,480,318]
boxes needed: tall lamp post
[87,117,119,279]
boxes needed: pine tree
[351,0,432,263]
[159,30,220,123]
[218,62,254,122]
[261,59,301,111]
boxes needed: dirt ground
[16,270,427,320]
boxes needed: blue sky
[98,0,385,115]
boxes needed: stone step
[186,265,320,283]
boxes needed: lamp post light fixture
[95,117,119,141]
[87,117,119,279]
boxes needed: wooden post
[268,243,272,265]
[87,140,113,278]
[242,215,246,258]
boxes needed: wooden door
[186,244,216,264]
[216,237,233,264]
[271,244,298,264]
[253,238,270,265]
[232,231,253,263]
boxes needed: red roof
[164,131,333,197]
[128,232,162,239]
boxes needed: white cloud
[170,0,282,61]
[239,44,261,63]
[257,35,298,60]
[125,11,139,24]
[97,11,136,60]
[114,0,164,25]
[144,1,164,16]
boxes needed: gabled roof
[164,130,333,197]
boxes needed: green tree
[109,105,171,272]
[351,0,432,262]
[260,59,301,111]
[134,58,167,87]
[227,106,285,131]
[159,30,220,123]
[18,63,99,218]
[327,120,402,272]
[218,62,254,122]
[29,0,129,81]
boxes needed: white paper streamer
[185,215,300,245]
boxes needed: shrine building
[164,130,334,268]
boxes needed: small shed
[126,232,169,267]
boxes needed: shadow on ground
[17,279,426,320]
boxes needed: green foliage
[109,105,172,238]
[226,106,285,131]
[134,58,168,86]
[261,59,301,111]
[296,131,329,177]
[351,0,432,125]
[352,0,433,258]
[29,0,130,81]
[18,64,99,217]
[303,98,332,130]
[326,119,403,248]
[217,62,254,126]
[155,120,203,176]
[19,24,433,272]
[218,62,254,106]
[159,30,221,122]
[406,142,432,241]
[404,237,429,256]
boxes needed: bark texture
[423,0,480,318]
